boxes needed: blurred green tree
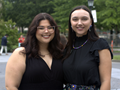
[94,0,120,45]
[50,0,87,34]
[0,19,20,52]
[1,0,54,33]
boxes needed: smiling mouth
[42,35,50,39]
[77,27,83,30]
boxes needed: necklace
[42,53,50,55]
[73,39,88,49]
[41,53,50,57]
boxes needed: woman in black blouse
[63,5,113,90]
[5,13,64,90]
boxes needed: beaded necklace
[73,39,88,49]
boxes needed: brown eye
[82,18,88,21]
[72,18,78,21]
[81,16,89,21]
[47,26,53,29]
[39,28,44,30]
[37,26,45,30]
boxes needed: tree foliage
[2,0,54,28]
[94,0,120,32]
[51,0,87,33]
[0,19,20,51]
[1,0,120,34]
[0,0,3,17]
[1,0,88,33]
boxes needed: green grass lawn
[113,55,120,60]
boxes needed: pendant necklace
[40,53,50,57]
[73,39,88,49]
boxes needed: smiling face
[36,19,55,45]
[71,9,92,37]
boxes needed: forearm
[100,80,111,90]
[6,86,18,90]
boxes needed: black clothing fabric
[18,55,63,90]
[63,35,113,88]
[1,36,7,46]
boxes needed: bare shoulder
[7,47,26,65]
[12,47,25,57]
[14,47,25,53]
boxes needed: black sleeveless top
[18,55,63,90]
[63,35,113,88]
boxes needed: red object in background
[18,37,25,43]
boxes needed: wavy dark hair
[21,13,63,59]
[64,5,99,60]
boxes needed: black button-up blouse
[63,35,113,88]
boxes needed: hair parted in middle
[64,5,99,60]
[21,13,63,59]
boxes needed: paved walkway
[0,53,120,90]
[0,53,12,62]
[113,49,120,51]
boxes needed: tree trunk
[110,30,113,43]
[115,26,119,47]
[22,26,24,33]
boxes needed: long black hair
[21,13,63,59]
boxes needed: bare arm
[5,47,26,90]
[99,49,112,90]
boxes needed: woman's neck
[39,43,49,55]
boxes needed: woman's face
[71,9,92,37]
[36,19,55,45]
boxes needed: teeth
[78,28,82,29]
[43,36,49,37]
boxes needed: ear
[90,19,92,25]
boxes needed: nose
[78,20,82,25]
[44,28,49,32]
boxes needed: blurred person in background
[0,34,8,55]
[18,35,25,47]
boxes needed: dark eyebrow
[72,16,78,18]
[38,26,50,27]
[82,16,89,18]
[72,16,89,19]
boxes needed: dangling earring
[89,25,92,32]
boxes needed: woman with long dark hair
[63,5,113,90]
[5,13,63,90]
